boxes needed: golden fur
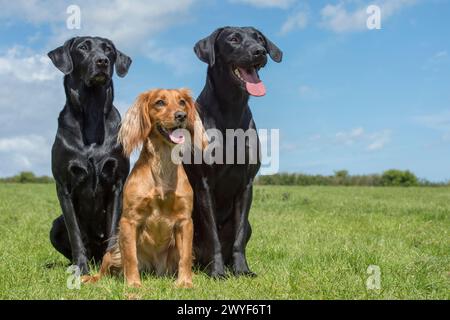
[82,89,206,288]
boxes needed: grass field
[0,183,449,300]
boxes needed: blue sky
[0,0,449,181]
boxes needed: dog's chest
[136,195,180,274]
[138,193,178,249]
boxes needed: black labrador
[184,27,282,277]
[48,37,131,274]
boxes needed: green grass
[0,183,449,300]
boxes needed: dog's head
[194,26,282,97]
[119,89,207,157]
[48,36,132,87]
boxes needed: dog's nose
[252,46,267,58]
[96,57,109,69]
[175,111,187,123]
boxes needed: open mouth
[156,124,186,144]
[232,64,266,97]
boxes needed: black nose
[175,111,187,123]
[96,57,109,69]
[252,46,267,58]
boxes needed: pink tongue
[245,82,266,97]
[238,67,266,97]
[169,130,185,144]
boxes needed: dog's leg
[231,182,256,277]
[50,215,72,261]
[195,177,226,278]
[56,183,89,274]
[81,245,123,284]
[119,217,141,287]
[106,181,123,251]
[81,251,112,284]
[175,218,194,288]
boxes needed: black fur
[184,27,282,277]
[48,37,131,274]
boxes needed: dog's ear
[257,30,283,63]
[48,38,76,74]
[194,28,224,67]
[118,91,152,157]
[115,50,132,78]
[180,89,208,151]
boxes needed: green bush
[0,171,54,184]
[381,170,419,187]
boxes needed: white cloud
[0,1,201,176]
[0,1,66,24]
[433,51,448,59]
[415,111,450,131]
[423,50,449,72]
[145,42,196,76]
[280,10,309,34]
[0,134,52,176]
[0,0,199,51]
[230,0,296,9]
[367,129,391,151]
[336,127,365,145]
[334,127,391,151]
[0,134,49,153]
[320,0,418,33]
[0,46,58,82]
[0,46,63,176]
[415,111,450,142]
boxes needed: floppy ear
[47,38,76,74]
[115,50,132,78]
[180,89,208,151]
[118,92,152,157]
[194,28,224,67]
[258,31,283,63]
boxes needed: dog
[48,36,132,274]
[82,89,207,288]
[183,27,282,277]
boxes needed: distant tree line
[0,171,54,184]
[0,170,447,187]
[255,170,448,187]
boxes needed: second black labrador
[48,37,131,274]
[184,27,282,277]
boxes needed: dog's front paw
[126,279,142,288]
[209,268,227,279]
[175,278,193,289]
[74,258,89,275]
[81,274,99,284]
[233,269,257,277]
[232,253,256,277]
[208,255,226,279]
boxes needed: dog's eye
[179,100,186,107]
[104,46,112,53]
[79,44,88,51]
[258,35,265,44]
[230,37,240,44]
[155,100,165,107]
